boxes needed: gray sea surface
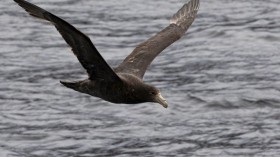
[1,0,280,156]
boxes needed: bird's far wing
[14,0,121,82]
[115,0,199,79]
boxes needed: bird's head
[122,74,168,108]
[144,85,168,108]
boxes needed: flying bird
[14,0,199,108]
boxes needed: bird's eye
[150,91,156,95]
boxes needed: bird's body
[62,74,156,104]
[14,0,200,108]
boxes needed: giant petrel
[14,0,199,108]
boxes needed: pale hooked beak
[155,93,168,108]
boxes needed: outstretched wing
[14,0,121,82]
[115,0,200,79]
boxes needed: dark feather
[14,0,121,82]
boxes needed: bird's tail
[60,80,81,92]
[170,0,200,31]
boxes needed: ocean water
[1,0,280,156]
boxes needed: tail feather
[60,80,81,91]
[170,0,200,31]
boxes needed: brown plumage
[14,0,200,108]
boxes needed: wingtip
[170,0,200,30]
[14,0,48,19]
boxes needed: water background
[1,0,280,156]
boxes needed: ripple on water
[1,0,280,156]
